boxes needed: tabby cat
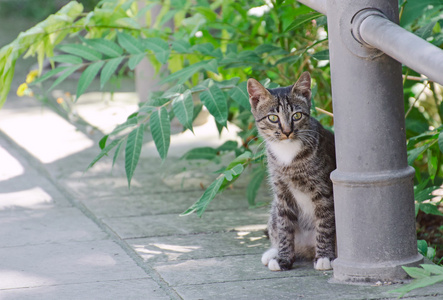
[247,72,336,271]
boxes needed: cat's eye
[292,112,303,121]
[268,114,279,123]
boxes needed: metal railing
[296,0,443,283]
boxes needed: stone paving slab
[129,230,269,263]
[80,189,269,219]
[153,254,323,287]
[0,207,108,248]
[0,240,149,290]
[102,209,269,240]
[0,278,171,300]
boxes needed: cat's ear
[292,71,311,101]
[247,78,270,110]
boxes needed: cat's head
[247,72,312,142]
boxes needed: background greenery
[1,0,442,280]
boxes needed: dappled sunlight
[0,187,52,210]
[235,229,268,249]
[0,146,24,180]
[0,108,94,164]
[0,270,56,289]
[75,92,139,134]
[133,243,201,261]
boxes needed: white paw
[314,257,332,270]
[261,248,278,266]
[268,259,281,271]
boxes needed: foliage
[417,239,437,262]
[0,0,332,216]
[389,264,443,298]
[0,0,442,220]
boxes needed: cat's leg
[313,198,336,270]
[261,208,280,268]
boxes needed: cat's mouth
[279,135,296,142]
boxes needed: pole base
[332,254,423,283]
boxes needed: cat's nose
[282,131,291,138]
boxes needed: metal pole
[354,12,443,85]
[325,0,422,282]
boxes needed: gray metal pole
[325,0,422,282]
[354,12,443,85]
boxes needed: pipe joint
[351,9,387,47]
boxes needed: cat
[247,71,336,271]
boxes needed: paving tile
[0,207,108,248]
[102,208,269,239]
[129,230,269,263]
[154,254,323,287]
[173,276,394,300]
[0,240,149,290]
[0,278,171,300]
[80,188,270,219]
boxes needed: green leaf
[172,40,192,53]
[125,124,145,187]
[389,272,443,297]
[420,264,443,275]
[438,131,443,153]
[159,60,210,85]
[403,266,431,279]
[144,38,170,64]
[285,12,323,32]
[48,65,82,91]
[101,57,124,88]
[247,166,266,206]
[203,59,218,74]
[30,66,69,85]
[50,55,83,65]
[128,53,145,70]
[226,151,252,169]
[419,203,443,216]
[415,185,440,202]
[150,107,171,161]
[407,144,430,165]
[172,89,194,131]
[99,135,108,150]
[76,61,105,99]
[254,44,286,55]
[181,147,218,160]
[217,141,238,152]
[58,44,103,61]
[109,117,138,137]
[86,138,124,170]
[83,38,124,58]
[181,175,225,217]
[229,82,251,110]
[112,139,124,168]
[417,240,429,256]
[117,32,144,54]
[200,85,228,126]
[311,49,329,60]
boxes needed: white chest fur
[267,139,303,165]
[290,187,315,222]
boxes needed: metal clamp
[340,8,386,59]
[351,8,388,47]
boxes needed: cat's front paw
[261,248,278,266]
[268,259,281,271]
[314,257,333,270]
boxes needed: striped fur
[247,72,336,271]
